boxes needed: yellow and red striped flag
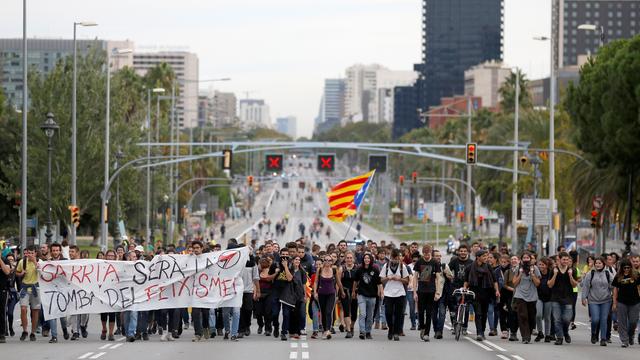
[326,170,376,222]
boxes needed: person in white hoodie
[581,257,614,346]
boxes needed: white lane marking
[300,336,307,341]
[289,352,298,360]
[290,343,298,348]
[301,343,308,348]
[483,339,507,352]
[496,356,511,360]
[575,322,587,326]
[302,352,309,360]
[464,336,494,351]
[444,324,452,330]
[111,343,124,349]
[99,344,112,350]
[90,353,106,360]
[512,356,526,360]
[78,353,94,359]
[116,336,126,341]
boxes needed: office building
[314,79,345,135]
[212,91,238,128]
[133,51,199,128]
[464,60,512,111]
[275,116,297,139]
[393,0,504,139]
[555,0,640,67]
[372,69,418,123]
[0,38,133,106]
[239,99,270,129]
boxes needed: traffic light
[317,154,335,172]
[466,143,477,165]
[590,210,598,228]
[265,154,284,172]
[247,176,254,187]
[221,149,232,170]
[399,175,405,186]
[69,205,80,228]
[368,154,387,173]
[411,171,418,184]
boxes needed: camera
[522,262,531,275]
[281,256,290,262]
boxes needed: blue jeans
[49,317,67,338]
[487,298,496,331]
[432,296,446,332]
[589,301,611,341]
[536,300,552,336]
[136,311,149,335]
[406,291,417,328]
[123,311,138,337]
[222,307,240,336]
[208,308,218,330]
[358,295,376,333]
[551,302,572,338]
[310,301,320,331]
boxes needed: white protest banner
[38,247,249,320]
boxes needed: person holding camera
[548,251,579,345]
[269,247,295,340]
[512,252,541,344]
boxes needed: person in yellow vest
[15,245,40,341]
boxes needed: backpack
[589,269,611,289]
[384,263,404,278]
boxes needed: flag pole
[342,216,356,242]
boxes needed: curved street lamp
[40,112,59,243]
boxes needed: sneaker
[590,334,597,344]
[365,333,372,340]
[570,323,576,330]
[462,328,468,336]
[435,331,443,339]
[420,329,426,341]
[42,329,50,337]
[345,331,353,339]
[410,326,416,331]
[374,322,380,330]
[81,326,88,338]
[158,328,163,336]
[630,336,635,346]
[359,333,365,340]
[387,333,393,341]
[9,328,15,337]
[203,328,210,339]
[330,327,336,334]
[126,336,135,342]
[20,331,28,341]
[273,328,279,338]
[600,340,607,346]
[423,335,430,342]
[160,333,170,342]
[621,343,629,348]
[554,337,563,345]
[71,332,79,340]
[476,335,483,342]
[114,329,121,336]
[339,324,345,332]
[224,332,229,340]
[30,333,36,341]
[564,334,571,344]
[230,335,238,341]
[280,333,287,341]
[500,331,508,339]
[142,333,149,341]
[192,335,202,342]
[265,331,272,337]
[49,336,57,343]
[0,336,5,343]
[535,333,545,342]
[257,326,263,335]
[101,331,107,341]
[508,333,518,342]
[522,338,530,344]
[237,333,244,339]
[216,329,222,336]
[381,324,388,331]
[310,331,318,339]
[108,335,115,341]
[488,330,497,336]
[393,334,400,341]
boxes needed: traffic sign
[265,154,284,172]
[317,154,335,172]
[521,199,556,226]
[368,154,387,173]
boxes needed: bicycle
[452,288,475,341]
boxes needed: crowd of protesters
[1,236,639,349]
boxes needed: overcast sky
[1,0,551,138]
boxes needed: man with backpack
[412,244,443,342]
[380,249,410,341]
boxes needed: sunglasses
[623,266,632,270]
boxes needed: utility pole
[512,70,520,252]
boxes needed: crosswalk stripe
[90,353,106,359]
[302,352,309,360]
[78,353,94,359]
[111,343,124,349]
[289,351,298,359]
[483,339,507,352]
[464,336,494,351]
[99,344,112,350]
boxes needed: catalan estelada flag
[326,170,376,222]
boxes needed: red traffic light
[411,171,418,184]
[591,210,598,217]
[317,154,335,172]
[466,143,478,165]
[265,154,283,172]
[399,175,405,186]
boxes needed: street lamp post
[101,48,132,251]
[114,148,124,247]
[146,88,165,245]
[512,69,520,252]
[71,20,97,245]
[40,113,59,244]
[20,0,28,249]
